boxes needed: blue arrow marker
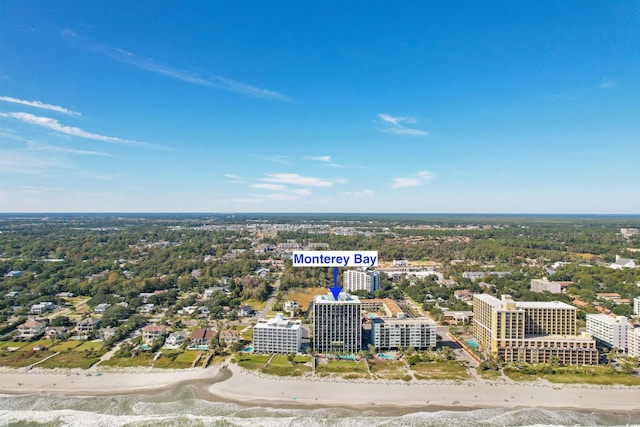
[330,267,341,300]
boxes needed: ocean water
[0,384,638,427]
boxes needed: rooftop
[255,313,301,329]
[516,301,575,309]
[314,292,361,304]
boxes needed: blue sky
[1,1,638,213]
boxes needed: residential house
[5,270,23,278]
[99,327,119,341]
[204,287,227,299]
[610,255,637,270]
[94,303,111,313]
[238,305,254,317]
[55,292,75,298]
[177,306,198,316]
[76,317,101,334]
[190,328,216,346]
[142,324,167,341]
[140,303,155,314]
[454,289,474,302]
[164,331,187,347]
[17,319,46,339]
[219,329,240,345]
[44,326,67,339]
[30,302,55,315]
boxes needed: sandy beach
[1,364,639,415]
[208,366,640,413]
[0,365,225,396]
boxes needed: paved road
[436,325,478,367]
[256,277,280,319]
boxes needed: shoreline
[1,364,639,416]
[206,366,640,414]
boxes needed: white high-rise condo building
[586,314,630,351]
[253,313,302,354]
[313,292,361,353]
[634,296,640,316]
[343,269,380,297]
[627,328,640,358]
[371,318,436,350]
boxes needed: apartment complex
[627,328,640,358]
[371,317,436,350]
[530,278,562,294]
[472,294,598,365]
[253,313,302,354]
[634,296,640,316]
[343,269,380,297]
[313,292,361,353]
[586,314,630,351]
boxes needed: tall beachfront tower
[313,292,362,353]
[472,294,598,365]
[343,269,380,297]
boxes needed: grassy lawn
[476,368,503,380]
[543,366,640,386]
[503,367,538,382]
[37,352,100,369]
[503,365,640,386]
[369,360,412,381]
[237,354,270,370]
[411,360,471,380]
[0,341,29,351]
[241,298,267,310]
[316,359,367,374]
[152,352,197,369]
[261,355,311,376]
[285,287,327,312]
[50,340,82,351]
[30,339,55,348]
[73,341,102,352]
[100,353,155,367]
[241,327,254,341]
[0,349,56,368]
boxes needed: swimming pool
[466,339,480,348]
[244,347,253,353]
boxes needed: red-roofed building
[190,328,216,346]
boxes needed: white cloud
[0,112,148,146]
[378,113,428,136]
[344,189,374,198]
[250,183,286,191]
[391,170,434,188]
[383,127,429,136]
[0,150,67,175]
[26,141,115,157]
[262,173,337,187]
[306,155,332,162]
[292,188,312,196]
[0,96,81,116]
[224,174,244,180]
[378,113,416,126]
[63,31,291,102]
[254,154,290,164]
